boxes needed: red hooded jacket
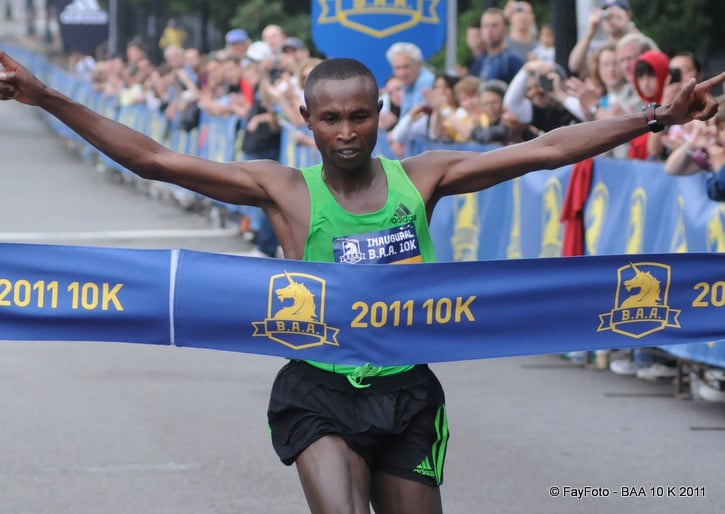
[629,50,670,160]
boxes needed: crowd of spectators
[61,1,724,400]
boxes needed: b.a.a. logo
[584,182,609,255]
[252,271,339,350]
[598,262,680,339]
[317,0,440,38]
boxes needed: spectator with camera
[388,73,460,157]
[647,51,705,159]
[568,0,640,79]
[503,59,582,140]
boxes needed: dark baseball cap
[601,0,630,10]
[225,29,249,45]
[282,37,306,51]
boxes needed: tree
[630,0,711,58]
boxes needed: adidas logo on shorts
[414,457,436,477]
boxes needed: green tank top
[300,157,437,387]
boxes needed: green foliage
[629,0,711,57]
[426,7,483,74]
[113,0,719,71]
[230,0,312,50]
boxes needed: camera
[538,74,554,92]
[600,10,611,20]
[669,68,682,84]
[268,67,283,83]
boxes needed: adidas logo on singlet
[391,203,417,224]
[413,457,436,478]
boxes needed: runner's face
[304,77,381,173]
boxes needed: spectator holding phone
[388,73,460,156]
[647,51,705,159]
[664,101,725,202]
[503,59,582,139]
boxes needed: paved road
[1,45,724,514]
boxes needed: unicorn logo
[273,272,318,321]
[598,262,680,339]
[451,193,479,261]
[539,178,562,257]
[252,272,339,350]
[706,205,725,252]
[506,178,522,259]
[620,263,661,309]
[585,182,608,255]
[625,188,646,254]
[670,196,688,253]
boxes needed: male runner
[1,51,722,513]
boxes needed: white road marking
[0,228,240,242]
[43,462,196,474]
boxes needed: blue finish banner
[2,243,725,367]
[0,244,171,345]
[311,0,447,85]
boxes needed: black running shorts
[267,360,450,486]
